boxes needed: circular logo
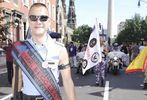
[89,38,97,48]
[82,59,88,69]
[91,52,99,63]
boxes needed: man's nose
[36,19,41,23]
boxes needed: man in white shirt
[12,3,75,100]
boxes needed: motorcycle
[108,56,122,75]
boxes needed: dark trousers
[22,93,44,100]
[6,61,13,84]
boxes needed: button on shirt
[22,34,62,95]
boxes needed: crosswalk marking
[103,81,109,100]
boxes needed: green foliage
[71,25,92,44]
[0,8,13,43]
[115,14,147,44]
[141,19,147,40]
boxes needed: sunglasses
[29,15,49,22]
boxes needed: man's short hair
[29,3,48,14]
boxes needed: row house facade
[56,0,67,43]
[0,0,67,47]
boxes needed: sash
[12,41,62,100]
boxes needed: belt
[22,93,44,100]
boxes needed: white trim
[0,94,13,100]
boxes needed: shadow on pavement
[0,92,8,96]
[89,91,104,97]
[59,67,145,91]
[59,68,96,87]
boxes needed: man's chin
[34,30,46,34]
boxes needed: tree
[71,25,92,44]
[0,8,13,46]
[115,14,146,44]
[140,19,147,41]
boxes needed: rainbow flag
[126,46,147,73]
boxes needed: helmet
[113,42,119,50]
[113,42,118,47]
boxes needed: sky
[66,0,147,36]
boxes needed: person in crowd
[77,43,83,52]
[68,42,77,68]
[139,42,145,53]
[76,44,86,74]
[12,3,75,100]
[3,40,13,84]
[120,43,130,67]
[120,43,128,54]
[130,42,139,61]
[95,40,108,86]
[142,42,147,90]
[143,60,147,90]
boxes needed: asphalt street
[0,56,147,100]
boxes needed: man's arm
[59,47,76,100]
[12,63,23,99]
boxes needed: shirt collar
[27,34,54,47]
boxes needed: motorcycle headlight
[114,56,118,60]
[113,62,119,66]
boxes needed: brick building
[0,0,61,47]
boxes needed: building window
[5,13,11,39]
[39,0,45,4]
[13,0,18,4]
[33,0,37,3]
[23,0,29,6]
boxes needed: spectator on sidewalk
[68,42,77,68]
[3,40,13,84]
